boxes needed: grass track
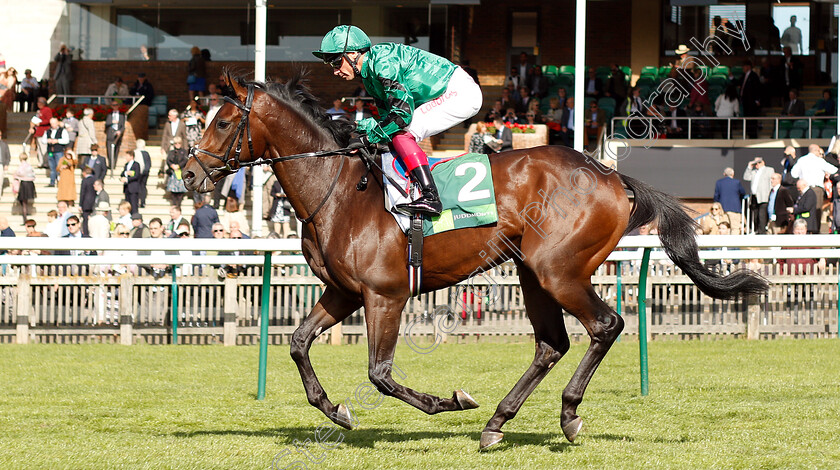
[1,340,839,469]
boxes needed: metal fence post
[257,251,271,400]
[638,248,651,396]
[170,266,179,345]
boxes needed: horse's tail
[620,173,768,300]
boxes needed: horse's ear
[226,71,247,102]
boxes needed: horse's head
[183,72,264,192]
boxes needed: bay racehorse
[183,72,768,450]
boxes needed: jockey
[313,25,483,216]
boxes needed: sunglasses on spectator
[117,231,130,236]
[213,229,224,233]
[67,222,77,227]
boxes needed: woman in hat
[313,25,483,216]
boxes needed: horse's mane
[225,70,355,147]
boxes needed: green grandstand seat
[596,66,611,76]
[812,119,826,130]
[823,128,837,138]
[636,76,656,88]
[148,114,158,128]
[711,65,729,77]
[698,65,709,76]
[805,108,817,117]
[598,97,616,110]
[788,129,805,139]
[557,74,573,88]
[597,72,611,83]
[620,66,631,85]
[585,97,596,108]
[730,66,743,79]
[542,65,559,76]
[658,66,672,79]
[559,65,575,75]
[792,119,809,130]
[708,76,728,88]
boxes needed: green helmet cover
[312,25,371,61]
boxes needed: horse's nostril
[183,170,195,182]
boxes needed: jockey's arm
[356,71,415,144]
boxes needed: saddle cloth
[382,152,498,235]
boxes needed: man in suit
[559,97,576,148]
[739,60,761,138]
[491,117,513,153]
[768,172,795,234]
[584,68,603,100]
[121,151,141,216]
[714,167,746,234]
[664,105,688,139]
[134,139,152,209]
[781,88,805,116]
[781,47,803,96]
[79,167,97,236]
[584,102,607,148]
[105,101,126,172]
[93,179,110,214]
[160,109,188,157]
[793,178,819,233]
[743,157,775,234]
[527,66,549,100]
[83,143,107,182]
[605,64,627,105]
[191,195,220,239]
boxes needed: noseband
[189,84,256,180]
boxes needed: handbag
[187,74,196,85]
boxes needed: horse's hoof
[331,403,355,430]
[455,389,479,410]
[562,416,583,442]
[479,431,504,450]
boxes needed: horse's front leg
[363,292,479,414]
[290,287,362,429]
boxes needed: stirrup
[395,194,442,216]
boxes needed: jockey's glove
[347,134,371,150]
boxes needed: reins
[190,82,409,225]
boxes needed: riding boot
[395,164,442,216]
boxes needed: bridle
[188,82,408,225]
[189,84,257,181]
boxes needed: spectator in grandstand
[16,69,39,112]
[121,150,141,216]
[792,178,819,234]
[584,101,606,149]
[527,66,548,100]
[688,102,711,139]
[268,176,292,237]
[88,201,112,239]
[192,195,219,239]
[0,130,9,197]
[758,57,780,108]
[814,89,836,116]
[44,209,61,238]
[187,46,207,101]
[781,16,803,56]
[93,178,110,216]
[325,99,348,121]
[116,200,133,229]
[166,205,186,236]
[499,87,514,111]
[605,64,627,106]
[491,117,513,153]
[713,167,746,234]
[778,220,825,274]
[714,84,739,139]
[351,99,373,122]
[62,109,79,151]
[76,109,97,164]
[229,220,249,239]
[781,47,803,97]
[182,100,205,148]
[768,172,795,234]
[513,86,532,116]
[161,109,187,158]
[686,68,710,112]
[129,213,150,238]
[56,149,77,206]
[468,121,492,154]
[781,88,805,117]
[104,76,129,104]
[220,196,249,236]
[699,202,731,235]
[504,66,521,91]
[791,143,838,217]
[780,145,798,188]
[134,139,151,209]
[502,107,518,125]
[165,136,189,208]
[79,168,95,234]
[13,153,36,225]
[663,104,688,139]
[63,215,85,240]
[524,101,543,125]
[44,117,69,187]
[743,157,775,234]
[105,100,125,173]
[24,220,42,237]
[206,93,223,125]
[53,43,73,96]
[584,68,603,101]
[559,97,576,148]
[739,60,761,138]
[212,222,226,239]
[0,216,14,238]
[129,72,155,107]
[29,97,53,169]
[106,223,137,275]
[516,52,531,84]
[483,100,503,123]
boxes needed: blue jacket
[714,176,746,213]
[191,204,220,239]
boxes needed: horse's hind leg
[363,292,479,415]
[480,265,570,450]
[552,282,624,442]
[290,287,362,429]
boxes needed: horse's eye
[217,120,231,130]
